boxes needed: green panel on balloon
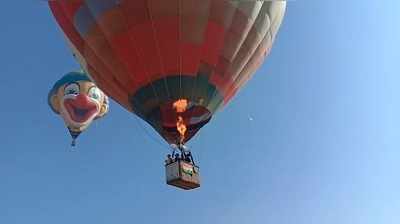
[129,75,221,144]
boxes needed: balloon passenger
[186,151,195,165]
[174,153,180,162]
[48,71,109,146]
[165,154,173,165]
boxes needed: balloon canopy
[49,0,286,145]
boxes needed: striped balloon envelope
[48,0,286,145]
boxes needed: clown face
[51,81,108,132]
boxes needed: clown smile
[64,96,98,123]
[73,107,91,117]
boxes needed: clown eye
[88,86,102,101]
[64,83,80,96]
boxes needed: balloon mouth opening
[129,75,224,144]
[64,98,98,123]
[160,101,212,144]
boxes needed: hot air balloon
[48,71,109,146]
[48,0,286,189]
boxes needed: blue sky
[0,1,399,224]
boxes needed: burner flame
[173,99,188,143]
[173,99,188,113]
[176,116,187,143]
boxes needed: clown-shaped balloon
[48,71,109,146]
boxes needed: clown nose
[74,94,93,107]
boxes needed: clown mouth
[74,108,91,117]
[64,99,98,123]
